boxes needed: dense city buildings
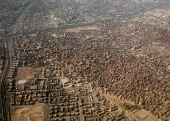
[0,0,170,121]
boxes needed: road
[130,0,170,16]
[8,0,36,34]
[2,21,99,37]
[0,0,36,121]
[0,38,11,121]
[149,14,170,24]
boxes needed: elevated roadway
[0,38,11,121]
[0,0,36,121]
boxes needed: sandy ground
[11,103,45,121]
[60,77,69,84]
[167,65,170,71]
[133,109,157,121]
[15,67,44,80]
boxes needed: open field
[11,103,45,121]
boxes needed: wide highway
[0,38,11,121]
